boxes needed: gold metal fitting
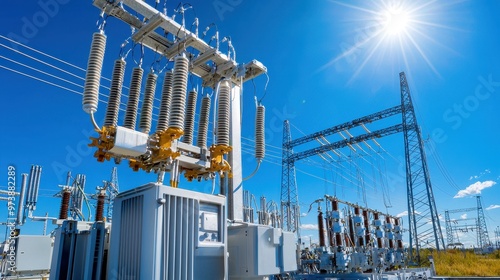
[89,126,116,162]
[209,144,232,174]
[151,127,184,162]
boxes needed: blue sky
[1,0,499,247]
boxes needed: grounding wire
[0,43,89,83]
[1,55,163,119]
[0,35,87,73]
[0,55,85,90]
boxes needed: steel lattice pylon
[281,120,301,237]
[105,167,120,221]
[444,210,453,246]
[400,72,445,263]
[476,196,491,248]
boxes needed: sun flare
[381,6,411,36]
[320,1,454,82]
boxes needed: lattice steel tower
[400,72,445,263]
[281,120,300,237]
[476,195,491,248]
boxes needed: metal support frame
[400,72,445,263]
[476,196,491,248]
[281,120,300,237]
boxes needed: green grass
[421,249,500,276]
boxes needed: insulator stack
[354,206,360,216]
[123,67,144,129]
[157,71,173,132]
[216,80,231,146]
[139,72,158,134]
[83,32,106,114]
[363,210,370,245]
[168,54,189,131]
[318,211,326,247]
[59,190,70,220]
[328,218,334,246]
[358,237,364,247]
[104,58,126,127]
[332,200,339,211]
[348,214,355,247]
[255,104,265,160]
[335,232,342,247]
[182,89,198,144]
[197,95,211,148]
[96,193,105,222]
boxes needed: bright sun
[382,7,411,36]
[319,1,452,82]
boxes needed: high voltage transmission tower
[281,72,445,264]
[444,196,491,249]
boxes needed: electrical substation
[0,1,498,280]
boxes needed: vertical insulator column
[363,210,371,245]
[104,58,126,127]
[157,71,173,132]
[59,190,70,220]
[335,232,343,247]
[374,212,383,248]
[168,54,189,132]
[332,200,339,211]
[139,72,158,134]
[328,217,334,247]
[386,216,395,249]
[348,213,355,248]
[395,218,404,249]
[255,104,265,160]
[182,89,198,144]
[197,95,211,148]
[95,193,105,222]
[318,210,326,247]
[33,166,42,207]
[16,173,27,225]
[83,32,107,114]
[216,80,231,146]
[123,67,144,130]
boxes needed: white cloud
[397,211,408,218]
[454,181,497,198]
[396,210,421,218]
[460,214,467,219]
[301,213,308,217]
[469,169,491,180]
[486,205,500,211]
[300,224,318,230]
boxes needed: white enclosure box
[109,126,148,157]
[228,223,297,279]
[107,183,226,280]
[15,235,52,272]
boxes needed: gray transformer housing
[228,224,297,279]
[107,183,227,280]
